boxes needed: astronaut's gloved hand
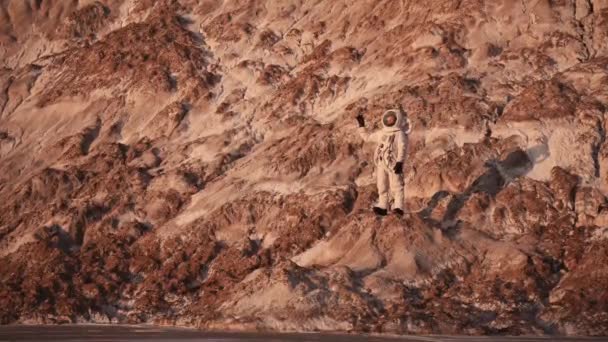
[394,161,403,174]
[356,114,365,128]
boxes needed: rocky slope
[1,0,608,336]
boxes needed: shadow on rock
[419,148,536,233]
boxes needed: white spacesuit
[357,109,411,216]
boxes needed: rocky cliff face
[1,0,608,335]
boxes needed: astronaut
[356,109,411,216]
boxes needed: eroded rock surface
[1,0,608,336]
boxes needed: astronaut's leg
[389,169,405,213]
[374,167,389,215]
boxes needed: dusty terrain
[1,0,608,336]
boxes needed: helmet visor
[383,111,397,127]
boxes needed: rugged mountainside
[1,0,608,335]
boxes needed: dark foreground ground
[0,326,606,342]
